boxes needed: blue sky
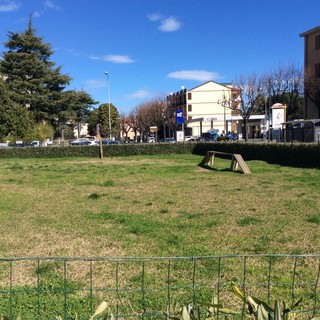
[0,0,319,115]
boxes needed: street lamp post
[217,89,242,135]
[258,88,268,141]
[218,93,232,135]
[217,99,226,134]
[105,71,112,140]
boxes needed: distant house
[167,81,240,138]
[167,81,264,139]
[73,122,89,138]
[300,26,320,118]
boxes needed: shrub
[1,142,320,169]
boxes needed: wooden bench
[200,151,251,174]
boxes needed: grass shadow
[198,162,242,174]
[197,163,216,171]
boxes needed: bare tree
[136,102,152,142]
[119,113,131,142]
[261,63,304,120]
[132,96,168,141]
[233,74,262,141]
[127,107,141,142]
[305,74,320,118]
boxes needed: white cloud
[159,17,181,32]
[43,0,60,11]
[148,13,181,32]
[102,55,135,64]
[89,55,100,60]
[0,0,20,12]
[89,54,135,64]
[147,13,162,22]
[67,49,82,57]
[125,89,150,100]
[168,70,222,82]
[83,79,106,90]
[32,11,41,18]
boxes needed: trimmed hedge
[1,142,320,168]
[192,142,320,168]
[0,143,195,159]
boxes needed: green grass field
[0,154,319,258]
[0,154,320,319]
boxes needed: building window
[315,63,320,78]
[315,35,320,50]
[188,92,192,100]
[188,104,192,112]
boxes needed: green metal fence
[0,254,319,319]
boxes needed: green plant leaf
[274,300,281,320]
[216,308,242,314]
[257,304,269,320]
[249,295,274,313]
[203,303,223,309]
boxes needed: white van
[29,140,41,147]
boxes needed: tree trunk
[243,119,248,141]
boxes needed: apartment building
[167,81,241,138]
[299,26,320,118]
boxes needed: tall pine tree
[0,17,71,123]
[0,80,35,141]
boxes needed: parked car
[8,142,27,147]
[200,130,219,141]
[70,138,95,146]
[101,140,120,145]
[227,132,237,141]
[29,140,41,147]
[0,142,9,148]
[164,138,176,143]
[148,137,156,143]
[184,136,195,141]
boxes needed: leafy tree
[0,80,35,142]
[31,122,54,143]
[87,103,119,138]
[0,18,98,139]
[58,90,97,138]
[0,18,71,124]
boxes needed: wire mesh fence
[0,254,319,319]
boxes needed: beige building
[299,26,320,118]
[167,81,241,138]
